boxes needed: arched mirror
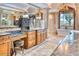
[58,5,75,30]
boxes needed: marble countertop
[0,27,47,36]
[22,28,47,32]
[0,25,17,29]
[0,32,11,36]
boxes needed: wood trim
[35,30,38,45]
[73,10,75,29]
[58,11,60,29]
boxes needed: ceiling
[0,3,78,13]
[0,3,48,12]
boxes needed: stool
[13,40,24,56]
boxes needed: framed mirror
[58,5,75,30]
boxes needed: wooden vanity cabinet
[0,42,11,56]
[43,32,45,41]
[24,31,36,49]
[0,36,11,56]
[36,29,47,44]
[43,30,47,40]
[24,30,47,49]
[36,30,41,44]
[45,31,47,39]
[41,31,44,43]
[40,30,45,43]
[41,29,47,42]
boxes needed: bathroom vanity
[0,34,11,56]
[24,30,36,48]
[0,25,47,56]
[0,27,26,56]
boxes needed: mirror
[58,5,75,30]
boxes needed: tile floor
[16,35,64,56]
[52,33,79,56]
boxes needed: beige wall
[47,5,79,37]
[48,12,58,36]
[75,7,79,30]
[48,7,79,37]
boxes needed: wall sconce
[36,9,43,20]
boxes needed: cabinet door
[27,31,36,48]
[0,42,10,56]
[40,32,43,43]
[36,32,41,44]
[45,31,47,39]
[0,36,11,56]
[27,39,36,48]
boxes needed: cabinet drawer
[3,36,9,40]
[0,36,10,44]
[28,31,36,35]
